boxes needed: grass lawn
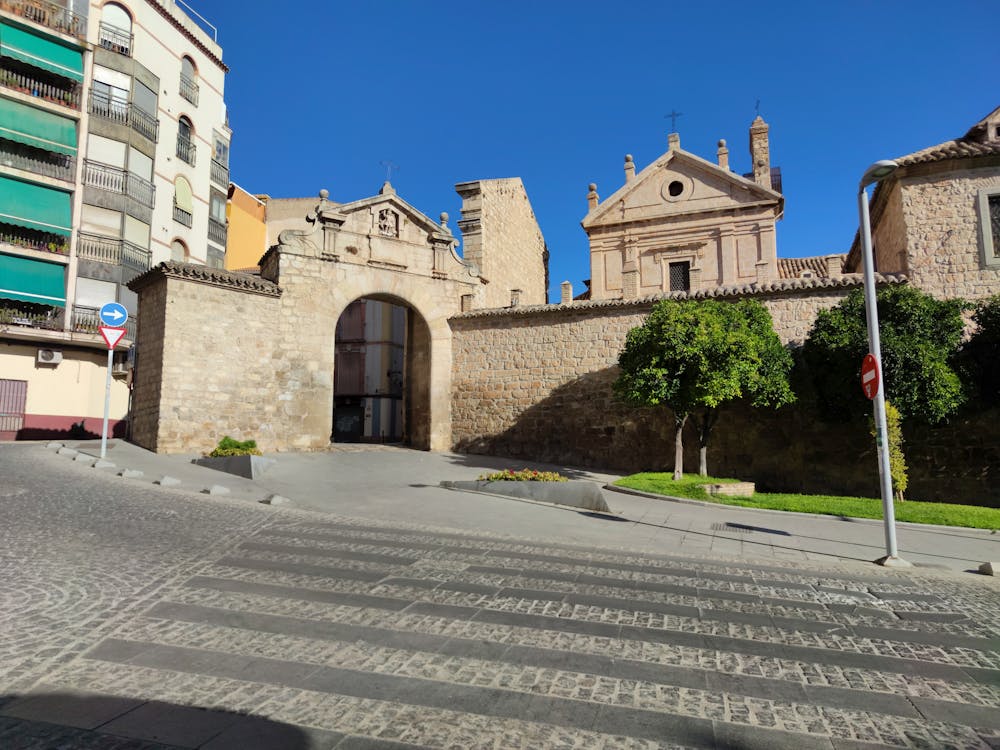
[613,473,1000,530]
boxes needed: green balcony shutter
[0,21,83,82]
[0,97,77,155]
[0,175,72,236]
[0,252,66,306]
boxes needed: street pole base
[874,555,913,568]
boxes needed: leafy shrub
[801,286,966,424]
[477,468,568,482]
[208,436,262,457]
[960,294,1000,406]
[870,401,908,501]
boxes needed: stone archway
[332,294,433,449]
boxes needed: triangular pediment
[334,190,449,237]
[582,148,782,230]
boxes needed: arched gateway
[128,184,483,453]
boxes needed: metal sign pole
[101,346,113,458]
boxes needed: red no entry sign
[861,353,880,400]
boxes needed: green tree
[614,299,794,479]
[961,294,1000,406]
[801,285,966,424]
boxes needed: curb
[603,484,998,534]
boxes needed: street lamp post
[857,159,910,568]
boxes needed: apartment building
[0,0,230,439]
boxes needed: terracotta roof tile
[894,138,1000,167]
[128,261,281,296]
[777,255,845,279]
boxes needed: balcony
[2,0,87,40]
[207,217,227,246]
[77,232,150,279]
[0,62,81,109]
[0,298,64,330]
[97,22,132,56]
[172,204,192,227]
[210,158,229,187]
[179,73,199,105]
[72,304,136,340]
[0,224,69,256]
[0,137,75,182]
[82,160,155,208]
[88,90,159,142]
[175,137,196,166]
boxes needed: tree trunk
[672,413,687,481]
[694,408,720,477]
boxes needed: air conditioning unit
[37,348,63,364]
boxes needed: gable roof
[582,146,782,229]
[845,104,1000,270]
[334,182,452,237]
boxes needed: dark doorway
[332,298,406,443]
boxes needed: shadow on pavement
[0,691,341,749]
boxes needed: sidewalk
[49,440,1000,575]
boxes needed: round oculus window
[668,180,684,197]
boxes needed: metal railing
[0,64,81,109]
[0,300,65,330]
[72,305,136,340]
[82,160,156,208]
[179,73,199,105]
[88,90,159,142]
[173,204,192,227]
[77,233,151,277]
[210,158,229,187]
[175,137,196,165]
[0,228,68,256]
[207,217,227,246]
[0,137,75,182]
[97,22,132,56]
[3,0,88,40]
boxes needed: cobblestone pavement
[1,444,999,749]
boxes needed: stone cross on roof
[665,110,683,132]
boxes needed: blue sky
[192,0,995,302]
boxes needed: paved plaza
[1,442,999,748]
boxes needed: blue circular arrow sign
[99,301,128,327]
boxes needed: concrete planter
[192,454,275,480]
[441,479,610,512]
[700,482,755,497]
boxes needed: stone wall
[900,167,1000,301]
[451,279,869,459]
[449,276,999,506]
[456,179,548,308]
[130,264,282,454]
[871,181,908,275]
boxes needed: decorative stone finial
[439,211,449,227]
[379,180,395,195]
[560,280,573,305]
[587,183,599,210]
[319,189,329,200]
[624,154,635,182]
[717,139,730,170]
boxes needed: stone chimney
[749,116,771,188]
[587,183,599,210]
[624,154,635,182]
[667,132,680,151]
[717,139,729,170]
[560,280,573,304]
